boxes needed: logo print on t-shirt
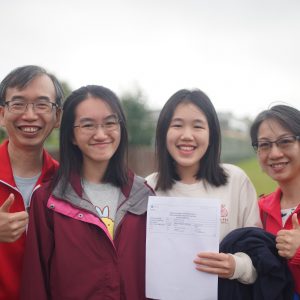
[220,204,229,224]
[95,206,114,237]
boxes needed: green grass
[237,157,277,197]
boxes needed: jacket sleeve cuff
[289,247,300,265]
[229,252,257,284]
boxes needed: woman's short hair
[250,104,300,145]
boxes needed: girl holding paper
[146,88,262,284]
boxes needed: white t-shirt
[146,164,261,241]
[146,163,262,284]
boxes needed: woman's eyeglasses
[252,135,300,153]
[73,118,120,134]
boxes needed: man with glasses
[0,65,63,300]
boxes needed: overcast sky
[1,0,300,118]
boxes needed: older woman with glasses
[250,104,300,299]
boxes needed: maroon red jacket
[21,171,154,300]
[259,188,300,294]
[0,140,58,300]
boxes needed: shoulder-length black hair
[54,85,128,193]
[155,88,228,191]
[250,104,300,146]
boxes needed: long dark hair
[54,85,128,193]
[155,88,228,191]
[250,104,300,146]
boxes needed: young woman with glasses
[21,85,154,300]
[250,104,300,299]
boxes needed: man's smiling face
[0,74,61,151]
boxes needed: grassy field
[236,157,277,197]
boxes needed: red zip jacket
[259,188,300,294]
[21,171,154,300]
[0,140,59,300]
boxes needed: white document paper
[146,196,220,300]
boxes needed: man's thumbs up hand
[0,194,29,242]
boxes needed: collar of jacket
[51,170,154,219]
[259,188,282,225]
[0,139,58,188]
[260,187,300,227]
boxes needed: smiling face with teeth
[257,119,300,185]
[166,101,209,181]
[0,74,61,152]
